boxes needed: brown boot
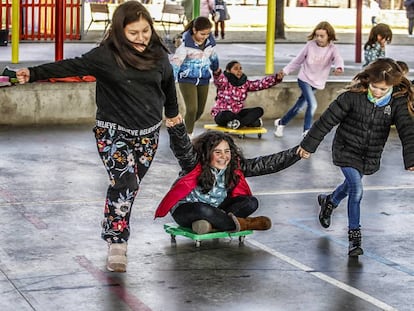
[230,213,272,231]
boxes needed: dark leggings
[214,107,264,128]
[214,21,225,38]
[409,17,414,35]
[172,196,258,231]
[179,82,209,134]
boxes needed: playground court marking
[247,239,398,311]
[255,184,414,196]
[248,184,412,310]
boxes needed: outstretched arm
[241,146,301,177]
[166,121,198,172]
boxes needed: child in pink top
[211,60,283,129]
[274,21,344,138]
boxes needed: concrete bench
[0,80,347,126]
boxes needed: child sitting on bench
[154,117,302,234]
[211,60,283,129]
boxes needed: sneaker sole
[107,264,127,272]
[107,255,127,272]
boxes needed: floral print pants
[93,126,159,243]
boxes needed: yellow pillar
[11,0,20,64]
[265,0,276,75]
[193,0,200,19]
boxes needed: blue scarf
[367,88,393,107]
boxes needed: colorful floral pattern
[94,126,159,243]
[363,42,385,67]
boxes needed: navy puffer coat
[300,90,414,175]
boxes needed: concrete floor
[0,120,413,311]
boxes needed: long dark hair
[364,23,392,50]
[192,131,244,194]
[182,16,212,35]
[225,60,239,71]
[101,1,168,70]
[349,58,414,115]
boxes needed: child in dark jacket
[297,58,414,257]
[211,60,282,129]
[155,119,301,234]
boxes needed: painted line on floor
[0,256,36,310]
[0,187,48,230]
[289,219,414,277]
[247,239,398,311]
[74,256,152,311]
[0,195,155,208]
[255,184,414,196]
[1,185,412,209]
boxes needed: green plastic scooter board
[164,223,253,247]
[204,124,267,139]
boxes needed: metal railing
[0,0,81,41]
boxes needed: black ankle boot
[348,229,364,257]
[317,194,336,228]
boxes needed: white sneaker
[227,119,240,129]
[107,242,127,272]
[273,118,284,137]
[192,220,213,234]
[302,130,309,138]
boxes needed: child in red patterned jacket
[211,60,283,129]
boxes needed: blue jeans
[330,167,364,230]
[280,79,317,131]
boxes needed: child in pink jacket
[211,60,283,129]
[274,21,344,138]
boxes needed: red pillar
[355,0,362,63]
[55,1,64,60]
